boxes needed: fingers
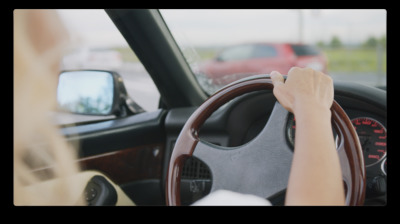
[270,71,293,112]
[270,71,284,87]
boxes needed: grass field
[322,48,386,73]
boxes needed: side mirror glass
[57,70,117,115]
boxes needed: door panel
[79,144,164,185]
[50,109,168,205]
[61,109,167,157]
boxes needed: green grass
[113,46,386,74]
[113,47,140,62]
[322,48,386,73]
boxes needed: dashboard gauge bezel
[285,112,338,150]
[381,158,387,176]
[285,112,296,149]
[351,117,387,168]
[286,114,387,173]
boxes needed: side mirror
[57,70,144,117]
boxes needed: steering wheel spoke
[192,102,293,199]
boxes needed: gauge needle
[362,138,369,147]
[359,135,370,151]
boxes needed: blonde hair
[14,9,84,205]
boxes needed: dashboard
[163,81,387,205]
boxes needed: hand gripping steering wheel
[166,75,366,206]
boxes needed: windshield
[160,9,386,94]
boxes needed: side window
[218,45,253,61]
[251,45,278,58]
[56,9,160,124]
[290,44,320,56]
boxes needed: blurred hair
[14,9,84,205]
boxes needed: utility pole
[298,10,303,44]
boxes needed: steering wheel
[166,75,366,206]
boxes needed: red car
[199,43,327,85]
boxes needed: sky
[57,71,114,112]
[57,9,387,48]
[162,9,386,46]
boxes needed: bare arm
[271,67,345,205]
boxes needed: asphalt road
[329,72,386,88]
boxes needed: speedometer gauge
[351,117,387,167]
[286,114,387,168]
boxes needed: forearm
[285,105,345,205]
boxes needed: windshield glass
[160,9,386,94]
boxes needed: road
[329,72,386,88]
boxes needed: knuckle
[325,75,333,83]
[290,66,301,72]
[288,66,302,75]
[304,67,314,73]
[321,72,333,82]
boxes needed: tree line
[317,35,386,49]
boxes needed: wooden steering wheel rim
[165,75,366,206]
